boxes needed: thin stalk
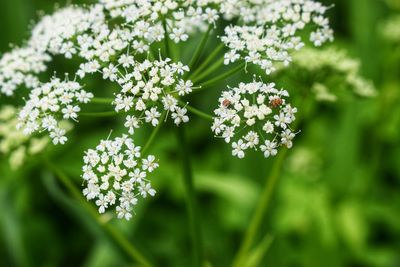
[142,111,167,155]
[231,149,288,267]
[188,43,225,80]
[80,111,119,117]
[191,57,224,84]
[91,97,113,104]
[148,48,156,61]
[163,19,172,59]
[176,126,203,267]
[188,25,213,71]
[179,101,213,122]
[44,160,153,267]
[197,62,245,89]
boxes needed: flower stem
[43,160,153,267]
[189,43,225,80]
[231,148,288,267]
[80,111,119,117]
[191,57,224,84]
[188,25,213,71]
[142,111,167,155]
[162,19,172,59]
[91,97,113,104]
[179,101,213,122]
[197,62,245,89]
[176,126,203,267]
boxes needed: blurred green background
[0,0,399,266]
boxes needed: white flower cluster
[221,0,333,74]
[212,81,297,159]
[100,0,221,38]
[82,135,158,220]
[17,77,93,145]
[0,47,50,96]
[0,6,105,96]
[30,6,106,58]
[109,56,192,132]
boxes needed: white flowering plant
[0,0,379,266]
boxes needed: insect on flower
[269,97,283,108]
[222,99,231,108]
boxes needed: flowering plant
[1,0,372,266]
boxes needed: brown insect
[222,99,231,107]
[269,97,283,108]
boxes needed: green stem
[80,111,119,117]
[91,97,113,104]
[179,101,213,122]
[163,19,172,59]
[231,149,288,267]
[188,25,213,71]
[43,160,153,267]
[148,48,156,61]
[176,126,203,267]
[142,111,167,155]
[191,57,224,84]
[188,43,225,80]
[197,62,245,89]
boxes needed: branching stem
[142,111,167,155]
[188,25,213,71]
[189,43,225,80]
[197,62,245,89]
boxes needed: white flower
[263,121,274,134]
[95,194,108,213]
[244,131,259,148]
[124,115,140,134]
[62,105,80,120]
[139,182,156,198]
[116,206,132,220]
[273,112,290,129]
[142,155,159,172]
[50,128,67,145]
[145,107,161,127]
[281,129,296,148]
[162,95,178,112]
[260,140,277,158]
[102,64,118,81]
[224,50,240,65]
[176,80,193,96]
[171,107,189,126]
[118,54,135,68]
[232,139,247,159]
[170,28,189,43]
